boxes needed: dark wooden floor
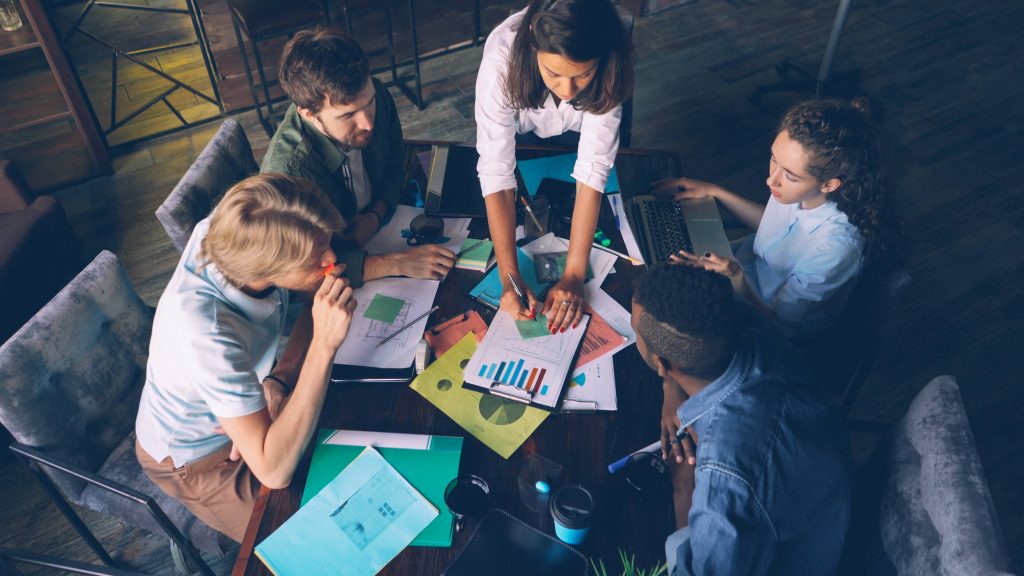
[1,0,1022,573]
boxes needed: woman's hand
[670,249,746,294]
[499,272,540,319]
[652,176,722,201]
[542,275,585,334]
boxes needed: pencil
[519,195,544,231]
[375,305,440,348]
[592,242,643,266]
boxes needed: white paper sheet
[365,205,470,256]
[463,310,590,410]
[333,205,468,369]
[562,355,617,412]
[334,277,442,368]
[608,193,644,264]
[520,233,618,289]
[583,284,636,354]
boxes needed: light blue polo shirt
[136,218,287,467]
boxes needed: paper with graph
[562,355,617,412]
[333,277,438,369]
[462,311,590,410]
[411,334,548,459]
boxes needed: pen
[375,305,440,348]
[519,194,544,232]
[456,238,486,259]
[607,429,691,473]
[507,273,535,319]
[591,242,643,266]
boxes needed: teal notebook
[468,248,550,309]
[301,429,463,547]
[257,447,437,576]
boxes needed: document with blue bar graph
[462,310,590,411]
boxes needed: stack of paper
[410,334,549,459]
[455,238,494,272]
[302,429,463,547]
[256,448,437,576]
[334,205,469,369]
[462,311,590,411]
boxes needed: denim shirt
[669,329,852,576]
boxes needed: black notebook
[443,509,588,576]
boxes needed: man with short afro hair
[629,264,852,575]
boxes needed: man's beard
[317,116,373,150]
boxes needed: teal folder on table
[516,153,621,197]
[301,429,463,547]
[468,248,549,309]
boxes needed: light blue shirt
[136,218,287,467]
[666,329,853,576]
[735,197,864,336]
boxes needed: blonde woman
[135,173,356,541]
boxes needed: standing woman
[476,0,634,333]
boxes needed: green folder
[301,429,463,547]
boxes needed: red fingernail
[560,327,566,334]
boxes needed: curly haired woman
[654,99,894,337]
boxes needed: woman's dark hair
[780,98,898,265]
[504,0,634,114]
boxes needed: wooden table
[233,144,683,575]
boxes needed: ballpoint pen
[375,305,440,348]
[507,273,535,319]
[456,238,487,259]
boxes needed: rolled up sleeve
[475,52,519,197]
[571,104,621,193]
[770,237,863,326]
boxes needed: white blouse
[735,197,865,336]
[475,9,622,196]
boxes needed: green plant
[590,550,668,576]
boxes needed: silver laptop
[624,195,733,264]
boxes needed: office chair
[156,118,259,253]
[0,251,229,575]
[749,0,862,104]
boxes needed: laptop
[623,194,733,265]
[425,144,488,218]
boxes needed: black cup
[407,213,445,246]
[444,475,490,532]
[624,450,669,493]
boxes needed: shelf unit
[0,0,110,192]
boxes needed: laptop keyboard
[638,200,692,264]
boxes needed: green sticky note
[459,239,493,262]
[365,294,405,323]
[515,314,550,339]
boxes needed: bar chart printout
[463,311,590,410]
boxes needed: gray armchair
[0,251,230,574]
[156,119,258,253]
[844,376,1013,575]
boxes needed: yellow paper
[410,334,548,459]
